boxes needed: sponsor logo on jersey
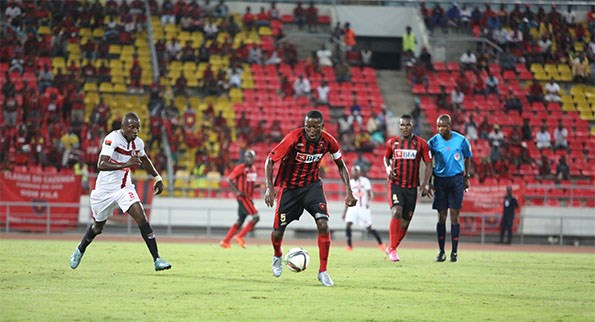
[394,149,418,159]
[246,173,257,182]
[454,152,461,161]
[295,152,323,163]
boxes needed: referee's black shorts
[432,174,465,211]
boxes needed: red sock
[271,232,283,257]
[317,232,331,273]
[389,218,399,250]
[395,225,408,249]
[237,220,256,238]
[223,224,239,243]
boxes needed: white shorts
[344,207,372,228]
[90,187,141,222]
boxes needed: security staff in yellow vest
[402,26,416,55]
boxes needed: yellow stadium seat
[38,26,51,35]
[108,45,122,55]
[83,82,98,92]
[92,28,105,38]
[112,83,127,93]
[99,82,113,93]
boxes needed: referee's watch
[464,174,471,179]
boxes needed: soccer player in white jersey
[342,165,386,251]
[70,112,171,271]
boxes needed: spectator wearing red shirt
[293,1,306,30]
[69,87,85,123]
[306,1,318,32]
[242,6,255,31]
[256,7,270,27]
[129,60,143,94]
[527,79,545,105]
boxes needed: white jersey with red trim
[94,130,146,191]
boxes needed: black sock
[369,229,382,244]
[437,223,446,252]
[346,226,352,247]
[78,225,99,253]
[139,222,160,261]
[451,224,460,254]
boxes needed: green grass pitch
[0,239,593,321]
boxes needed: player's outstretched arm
[140,155,164,195]
[264,156,276,207]
[97,155,141,171]
[335,159,356,207]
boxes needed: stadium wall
[77,197,595,237]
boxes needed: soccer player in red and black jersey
[220,150,260,249]
[264,110,357,286]
[383,114,432,262]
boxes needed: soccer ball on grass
[284,247,310,273]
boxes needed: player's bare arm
[335,159,356,207]
[227,177,244,197]
[383,156,396,181]
[140,155,164,195]
[97,154,141,171]
[421,159,433,198]
[264,156,276,207]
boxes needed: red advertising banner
[460,182,525,236]
[0,170,82,232]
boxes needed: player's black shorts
[237,197,258,221]
[389,183,418,221]
[274,181,328,229]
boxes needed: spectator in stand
[331,22,343,43]
[306,1,318,32]
[555,156,570,182]
[204,18,219,40]
[478,117,491,140]
[587,35,595,62]
[450,86,464,113]
[489,144,504,176]
[504,90,523,115]
[506,26,523,49]
[521,118,533,141]
[293,74,311,98]
[228,64,243,88]
[343,22,356,51]
[553,120,568,151]
[269,120,283,143]
[527,79,545,105]
[166,37,182,61]
[256,7,271,27]
[278,74,294,98]
[544,78,561,103]
[535,125,552,150]
[488,124,505,147]
[537,35,553,63]
[485,71,499,96]
[446,3,461,31]
[334,60,352,83]
[161,0,176,25]
[3,93,19,128]
[361,46,373,67]
[499,48,516,75]
[460,49,477,71]
[455,70,471,95]
[174,73,188,96]
[464,115,478,141]
[418,46,434,71]
[316,80,330,105]
[436,85,450,111]
[430,3,447,33]
[571,53,590,83]
[317,44,333,67]
[242,6,255,31]
[269,1,281,20]
[37,64,54,94]
[472,69,486,95]
[402,26,417,61]
[537,155,552,178]
[214,0,229,18]
[248,45,263,65]
[293,1,306,30]
[348,98,364,128]
[410,60,429,89]
[129,60,143,94]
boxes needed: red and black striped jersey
[269,128,342,188]
[227,163,257,200]
[384,135,431,188]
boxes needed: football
[284,247,310,273]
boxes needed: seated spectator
[348,98,364,128]
[527,79,545,105]
[472,69,486,95]
[537,155,552,178]
[315,80,330,105]
[304,51,320,76]
[269,1,281,20]
[535,125,552,150]
[256,7,270,27]
[571,53,590,82]
[464,115,478,141]
[293,2,306,30]
[504,90,523,114]
[317,45,333,67]
[355,129,374,153]
[537,35,553,62]
[129,60,143,94]
[410,60,429,88]
[553,120,568,151]
[306,1,318,32]
[242,6,255,31]
[334,60,352,83]
[3,93,19,128]
[455,70,471,95]
[544,78,561,102]
[37,64,54,94]
[248,45,263,65]
[204,18,219,40]
[488,124,504,147]
[499,48,516,74]
[478,117,491,140]
[436,85,450,111]
[460,49,477,70]
[293,74,311,98]
[489,144,506,175]
[278,75,294,98]
[166,37,182,61]
[450,86,464,112]
[265,47,282,65]
[354,151,372,175]
[174,74,188,96]
[521,118,533,141]
[269,120,283,143]
[214,0,229,18]
[227,65,243,88]
[485,71,499,96]
[555,155,570,181]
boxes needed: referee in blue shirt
[425,114,472,262]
